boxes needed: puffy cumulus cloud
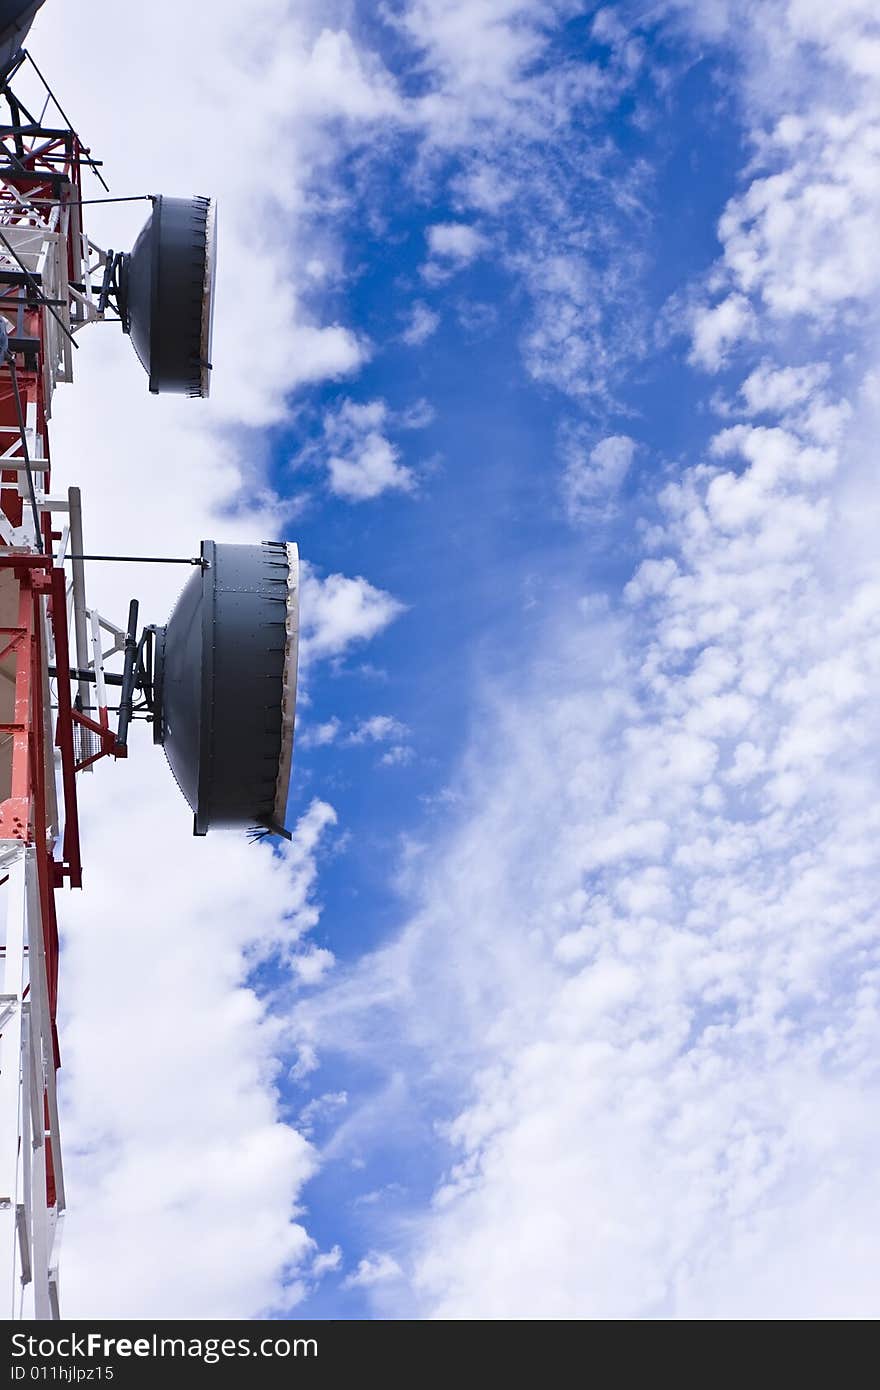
[342,1251,404,1289]
[666,0,880,109]
[426,223,487,261]
[675,0,880,362]
[299,567,406,666]
[689,293,756,372]
[329,439,409,502]
[380,745,416,767]
[347,715,413,767]
[739,360,831,415]
[297,717,342,750]
[320,399,416,501]
[60,778,338,1318]
[423,222,489,281]
[716,107,880,324]
[560,431,637,523]
[286,323,370,391]
[297,714,412,767]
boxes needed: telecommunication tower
[0,3,299,1318]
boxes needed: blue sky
[28,1,880,1318]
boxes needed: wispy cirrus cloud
[401,300,441,345]
[560,431,637,524]
[374,2,655,401]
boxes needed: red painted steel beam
[49,566,82,888]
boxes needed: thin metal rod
[66,487,90,718]
[115,599,139,750]
[6,355,42,551]
[0,195,151,208]
[0,230,78,348]
[71,195,148,205]
[0,53,26,89]
[21,50,110,191]
[62,554,203,566]
[52,705,149,713]
[49,666,123,687]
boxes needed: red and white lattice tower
[0,52,123,1320]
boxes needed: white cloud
[311,1245,343,1277]
[398,398,436,430]
[346,715,413,767]
[380,745,416,767]
[298,1,641,402]
[305,371,880,1317]
[453,163,515,212]
[515,235,646,399]
[287,323,371,389]
[299,715,412,766]
[680,2,880,364]
[342,1251,403,1289]
[402,301,441,345]
[346,715,410,745]
[426,222,487,262]
[299,567,405,665]
[298,1091,349,1137]
[739,360,831,415]
[689,293,756,372]
[328,441,410,501]
[423,222,489,283]
[322,399,416,501]
[394,4,651,400]
[716,108,880,323]
[60,789,337,1318]
[561,432,636,523]
[292,27,400,123]
[394,2,548,145]
[297,718,342,749]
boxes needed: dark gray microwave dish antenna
[0,1,44,80]
[152,540,299,838]
[118,194,217,397]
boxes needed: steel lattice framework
[0,56,123,1319]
